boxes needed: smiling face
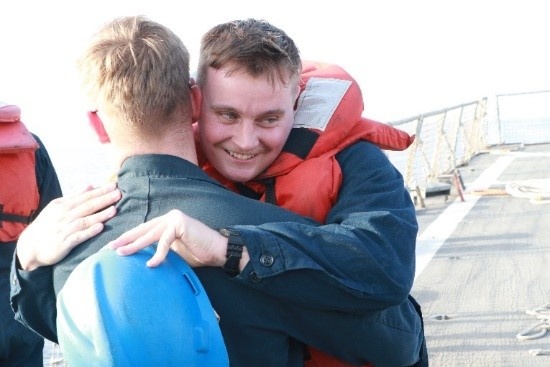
[198,66,300,183]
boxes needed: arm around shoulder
[230,141,418,311]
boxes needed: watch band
[219,228,244,277]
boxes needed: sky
[2,0,549,190]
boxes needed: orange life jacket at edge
[0,103,40,243]
[198,61,414,367]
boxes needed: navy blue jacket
[11,143,423,366]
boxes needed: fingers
[110,232,158,255]
[78,184,96,194]
[143,222,179,266]
[109,222,171,267]
[146,240,171,267]
[108,211,184,266]
[63,206,117,248]
[108,220,160,250]
[68,183,121,218]
[15,184,120,271]
[46,185,120,248]
[108,210,184,250]
[108,209,212,268]
[45,183,120,227]
[74,204,117,232]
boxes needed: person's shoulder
[31,133,43,145]
[336,140,393,170]
[30,133,50,155]
[339,140,385,156]
[31,133,58,169]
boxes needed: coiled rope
[506,179,550,204]
[517,303,550,356]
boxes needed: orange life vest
[0,103,40,243]
[199,62,414,366]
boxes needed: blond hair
[78,16,192,137]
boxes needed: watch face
[220,228,245,245]
[219,228,232,238]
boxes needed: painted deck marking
[415,156,516,279]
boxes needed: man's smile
[225,149,256,160]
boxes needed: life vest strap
[235,183,262,200]
[0,102,21,123]
[282,128,319,159]
[261,178,276,205]
[0,205,34,225]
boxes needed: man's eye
[263,116,278,125]
[219,111,238,120]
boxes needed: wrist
[240,247,249,271]
[16,247,39,271]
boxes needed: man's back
[53,154,312,366]
[54,155,309,290]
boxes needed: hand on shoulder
[16,183,120,271]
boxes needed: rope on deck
[516,303,550,356]
[506,179,550,204]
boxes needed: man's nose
[232,121,258,149]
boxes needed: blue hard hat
[56,245,228,367]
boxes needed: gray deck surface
[412,143,550,366]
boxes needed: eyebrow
[210,104,286,117]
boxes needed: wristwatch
[219,228,245,277]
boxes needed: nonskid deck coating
[412,143,550,366]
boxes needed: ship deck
[412,143,550,366]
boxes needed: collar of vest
[0,102,21,123]
[259,61,414,178]
[0,103,38,151]
[255,61,363,178]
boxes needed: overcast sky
[2,0,549,138]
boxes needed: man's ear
[190,84,202,123]
[87,111,110,143]
[293,84,302,111]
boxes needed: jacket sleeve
[232,141,418,311]
[10,262,59,343]
[10,134,62,343]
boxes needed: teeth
[227,150,254,160]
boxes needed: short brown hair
[197,19,301,88]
